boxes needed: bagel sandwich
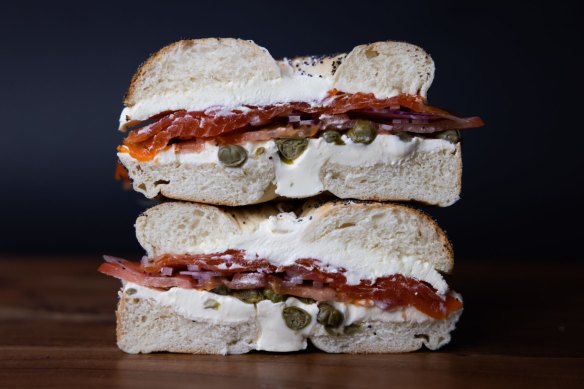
[99,200,463,354]
[116,39,483,207]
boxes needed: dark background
[0,1,581,261]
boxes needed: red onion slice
[249,115,261,125]
[283,276,304,285]
[186,264,201,271]
[288,115,301,123]
[283,270,306,285]
[299,119,318,126]
[140,255,151,267]
[103,255,126,264]
[374,301,390,310]
[356,109,437,121]
[160,267,174,276]
[179,271,222,279]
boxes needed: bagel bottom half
[116,285,462,355]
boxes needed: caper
[254,146,266,156]
[317,303,344,327]
[322,130,344,145]
[344,323,362,335]
[394,131,413,142]
[347,120,377,144]
[203,298,220,310]
[435,129,461,144]
[262,289,286,303]
[126,288,137,295]
[218,145,247,167]
[282,306,312,330]
[232,289,264,304]
[275,138,308,163]
[210,285,229,295]
[296,297,316,305]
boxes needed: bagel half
[116,39,475,207]
[100,201,463,354]
[120,39,435,128]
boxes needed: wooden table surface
[0,257,582,388]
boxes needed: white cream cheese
[123,282,255,323]
[255,298,319,352]
[226,212,449,293]
[124,282,435,352]
[120,69,333,130]
[329,301,431,325]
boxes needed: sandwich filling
[99,251,462,321]
[119,91,483,161]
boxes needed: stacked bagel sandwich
[100,38,482,354]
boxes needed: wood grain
[1,257,583,388]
